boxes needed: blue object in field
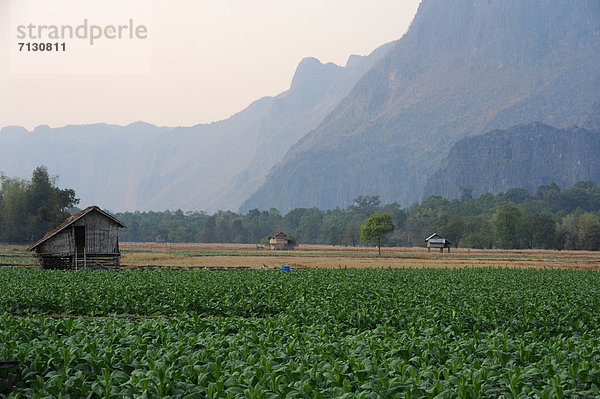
[280,266,291,272]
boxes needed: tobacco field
[2,267,600,398]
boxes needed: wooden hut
[268,232,294,250]
[425,233,454,253]
[28,206,126,270]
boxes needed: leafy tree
[381,203,408,231]
[578,213,600,251]
[435,214,465,245]
[461,216,494,249]
[473,192,498,215]
[534,183,562,211]
[0,176,28,242]
[348,195,381,216]
[459,185,473,202]
[196,215,217,243]
[530,214,557,249]
[421,196,450,212]
[360,214,395,255]
[297,208,323,243]
[0,166,78,243]
[344,221,362,247]
[327,226,341,246]
[584,223,600,251]
[401,213,437,248]
[322,209,346,246]
[504,187,531,204]
[560,214,584,250]
[493,205,527,249]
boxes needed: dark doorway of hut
[74,226,85,255]
[74,226,85,269]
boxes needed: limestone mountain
[0,42,393,212]
[241,0,600,213]
[583,101,600,131]
[423,122,600,200]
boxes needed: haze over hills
[0,42,394,212]
[241,0,600,213]
[3,0,599,214]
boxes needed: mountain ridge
[0,42,395,212]
[241,0,600,213]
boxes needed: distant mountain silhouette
[241,0,600,213]
[0,42,394,212]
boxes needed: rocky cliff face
[583,101,600,131]
[0,42,394,212]
[217,42,395,211]
[423,122,600,199]
[241,0,600,213]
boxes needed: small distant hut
[268,232,294,250]
[425,233,454,253]
[28,206,126,270]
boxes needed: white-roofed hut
[425,233,454,253]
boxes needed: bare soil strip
[4,242,599,270]
[119,243,600,270]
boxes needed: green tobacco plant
[2,268,600,396]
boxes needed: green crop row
[0,251,37,266]
[3,314,600,398]
[2,268,600,397]
[1,268,600,334]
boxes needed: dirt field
[4,242,599,270]
[119,243,600,270]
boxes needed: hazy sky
[1,0,421,130]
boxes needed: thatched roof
[268,232,291,240]
[28,205,125,251]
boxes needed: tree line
[2,167,600,250]
[115,183,600,250]
[0,166,78,243]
